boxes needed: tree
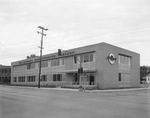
[140,66,150,81]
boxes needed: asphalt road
[0,86,150,118]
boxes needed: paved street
[0,86,150,118]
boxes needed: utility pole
[37,26,48,88]
[75,56,83,86]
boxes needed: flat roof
[11,42,139,66]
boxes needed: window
[14,65,27,71]
[41,75,47,81]
[18,76,25,82]
[27,63,35,69]
[38,61,48,68]
[5,69,7,73]
[53,74,62,81]
[41,61,48,68]
[119,54,131,66]
[81,53,94,63]
[51,59,60,66]
[74,56,77,64]
[118,73,121,81]
[74,55,80,64]
[90,53,93,62]
[53,74,57,81]
[83,54,89,62]
[57,74,62,81]
[27,76,36,82]
[14,77,17,82]
[74,73,79,82]
[74,53,94,64]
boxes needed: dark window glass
[53,74,56,81]
[119,73,121,81]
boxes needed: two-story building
[11,42,140,89]
[0,65,11,84]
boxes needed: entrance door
[80,75,87,85]
[74,73,79,85]
[89,75,94,85]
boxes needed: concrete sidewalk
[85,87,150,93]
[1,84,150,93]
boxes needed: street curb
[85,87,150,93]
[1,85,150,93]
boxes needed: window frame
[53,74,62,81]
[51,59,60,67]
[119,54,131,66]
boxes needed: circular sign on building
[107,54,116,65]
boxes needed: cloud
[0,0,150,65]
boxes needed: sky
[0,0,150,66]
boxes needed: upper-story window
[0,69,8,73]
[13,65,27,71]
[81,53,94,63]
[74,56,78,64]
[119,54,131,66]
[51,59,60,66]
[38,61,48,68]
[89,53,94,62]
[41,61,48,68]
[27,63,35,69]
[4,69,7,73]
[74,53,94,64]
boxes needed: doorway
[89,75,95,85]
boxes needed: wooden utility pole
[37,26,48,88]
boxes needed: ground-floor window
[18,76,25,82]
[27,76,36,82]
[0,77,10,83]
[118,73,121,81]
[53,74,62,81]
[14,77,17,82]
